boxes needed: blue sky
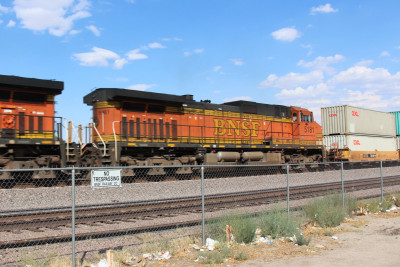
[1,0,400,127]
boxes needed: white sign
[91,169,122,188]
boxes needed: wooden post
[225,225,233,244]
[106,250,114,267]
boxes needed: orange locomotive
[84,88,323,174]
[0,75,65,179]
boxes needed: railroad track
[1,175,400,249]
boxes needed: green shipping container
[390,111,400,136]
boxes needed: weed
[197,246,233,264]
[295,234,311,246]
[257,208,299,238]
[304,194,352,227]
[206,213,257,244]
[234,250,248,261]
[324,231,334,237]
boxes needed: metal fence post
[380,160,384,202]
[201,165,205,246]
[286,163,290,217]
[72,167,76,267]
[341,162,344,209]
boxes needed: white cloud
[86,25,100,36]
[340,90,388,109]
[184,48,204,56]
[213,66,222,72]
[328,66,400,91]
[275,83,331,99]
[231,58,245,66]
[223,96,252,102]
[127,84,157,91]
[7,20,16,27]
[380,51,390,57]
[13,0,91,36]
[301,44,313,56]
[271,27,300,42]
[126,49,148,60]
[259,71,324,89]
[297,54,345,74]
[310,3,338,15]
[0,4,10,13]
[73,47,120,67]
[355,60,374,67]
[213,90,221,94]
[148,42,166,49]
[114,58,128,69]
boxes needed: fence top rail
[0,160,396,172]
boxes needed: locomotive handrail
[92,123,106,156]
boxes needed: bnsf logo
[213,119,261,137]
[353,140,360,145]
[329,114,337,117]
[352,111,359,117]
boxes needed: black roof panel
[84,88,195,106]
[0,74,63,95]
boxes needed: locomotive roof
[0,74,63,95]
[84,88,291,118]
[84,88,195,106]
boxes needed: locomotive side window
[13,92,46,104]
[0,90,10,102]
[293,113,298,122]
[300,112,312,122]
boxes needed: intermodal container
[321,105,396,137]
[390,111,400,136]
[323,135,397,151]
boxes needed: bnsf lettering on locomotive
[213,118,261,137]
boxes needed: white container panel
[321,105,396,137]
[324,135,397,152]
[397,136,400,150]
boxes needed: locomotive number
[353,140,361,145]
[304,126,314,133]
[352,111,359,117]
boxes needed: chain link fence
[1,161,400,265]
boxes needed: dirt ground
[140,211,400,267]
[239,212,400,267]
